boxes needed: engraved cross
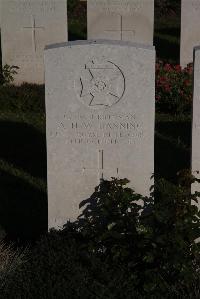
[105,15,135,41]
[82,150,119,184]
[23,15,44,52]
[98,149,104,181]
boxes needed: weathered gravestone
[181,0,200,67]
[0,1,1,30]
[192,46,200,205]
[45,40,155,229]
[1,0,68,85]
[87,0,154,44]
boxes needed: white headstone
[192,46,200,202]
[45,40,155,229]
[181,0,200,67]
[87,0,154,44]
[0,1,1,30]
[1,0,68,85]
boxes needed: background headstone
[87,0,154,44]
[45,40,155,229]
[0,0,1,30]
[180,0,200,67]
[192,46,200,205]
[1,0,68,85]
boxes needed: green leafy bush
[0,65,19,85]
[75,178,145,263]
[3,176,200,298]
[74,175,200,296]
[156,62,193,115]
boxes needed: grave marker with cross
[23,15,44,52]
[81,149,119,183]
[105,15,135,41]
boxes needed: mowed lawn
[154,14,180,64]
[0,84,47,241]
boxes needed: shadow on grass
[158,27,180,37]
[68,31,86,41]
[67,0,87,41]
[155,119,191,182]
[154,35,180,63]
[0,169,47,242]
[0,121,46,179]
[0,121,47,242]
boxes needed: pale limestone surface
[0,1,1,30]
[181,0,200,67]
[192,46,200,206]
[45,40,155,229]
[87,0,154,44]
[1,0,68,85]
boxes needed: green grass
[155,114,191,182]
[0,84,47,241]
[68,0,87,40]
[154,15,181,64]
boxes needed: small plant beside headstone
[0,64,19,85]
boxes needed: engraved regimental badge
[75,58,125,109]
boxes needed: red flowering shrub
[156,61,193,115]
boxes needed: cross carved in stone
[105,15,135,41]
[23,15,45,52]
[82,150,119,184]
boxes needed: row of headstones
[1,0,200,85]
[1,0,200,229]
[45,40,200,230]
[89,0,200,67]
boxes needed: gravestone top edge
[193,46,200,63]
[45,39,155,51]
[194,45,200,52]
